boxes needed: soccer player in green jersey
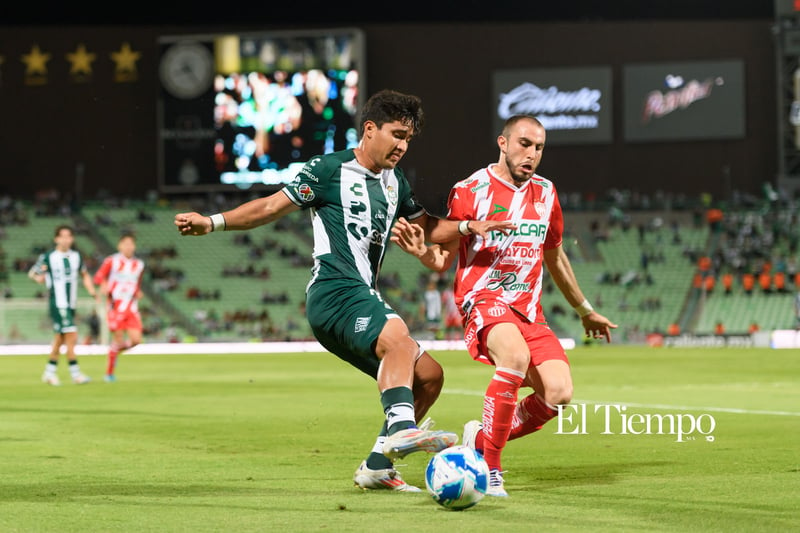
[29,224,97,386]
[175,89,513,491]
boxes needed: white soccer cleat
[382,421,458,461]
[353,460,421,492]
[462,420,482,451]
[41,372,61,386]
[72,373,91,385]
[487,469,508,497]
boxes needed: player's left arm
[135,268,145,300]
[81,269,97,298]
[391,217,458,272]
[543,245,617,342]
[414,213,515,243]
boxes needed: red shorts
[463,299,568,367]
[107,308,142,332]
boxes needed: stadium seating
[542,212,709,341]
[695,289,796,334]
[3,202,798,344]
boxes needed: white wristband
[574,299,594,317]
[458,220,471,236]
[209,213,226,232]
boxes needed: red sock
[480,368,524,472]
[107,346,119,375]
[508,394,558,441]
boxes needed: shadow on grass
[0,481,279,506]
[512,460,674,491]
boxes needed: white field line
[5,343,797,417]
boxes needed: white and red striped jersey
[446,165,563,324]
[93,253,145,313]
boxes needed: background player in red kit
[391,114,617,497]
[94,233,145,382]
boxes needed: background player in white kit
[392,115,617,496]
[28,224,96,386]
[93,233,145,382]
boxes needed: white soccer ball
[425,445,489,510]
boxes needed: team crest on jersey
[534,201,547,218]
[386,185,398,205]
[296,184,315,202]
[487,305,507,317]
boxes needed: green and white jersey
[282,149,425,291]
[30,249,87,310]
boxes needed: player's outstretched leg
[382,417,457,461]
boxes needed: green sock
[380,386,416,435]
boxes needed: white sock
[371,436,387,455]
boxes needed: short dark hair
[54,224,73,237]
[502,114,544,138]
[119,232,136,242]
[360,89,424,137]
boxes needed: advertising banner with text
[492,66,613,145]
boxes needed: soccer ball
[425,445,489,510]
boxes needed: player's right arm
[175,190,300,236]
[27,254,46,284]
[93,257,111,295]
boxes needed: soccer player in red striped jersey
[93,233,145,382]
[392,115,617,496]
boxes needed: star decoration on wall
[66,44,96,75]
[21,44,51,76]
[111,42,141,74]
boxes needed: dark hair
[360,89,424,137]
[119,232,136,242]
[502,114,544,137]
[54,224,74,237]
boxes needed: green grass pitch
[1,345,798,532]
